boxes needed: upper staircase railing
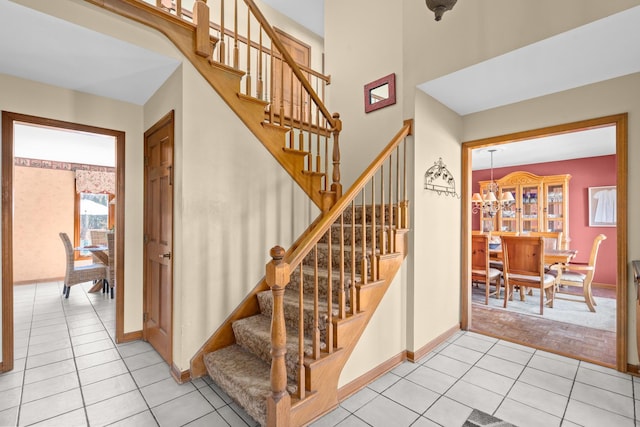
[155,0,343,206]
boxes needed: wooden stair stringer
[190,279,269,378]
[85,0,333,211]
[291,234,408,426]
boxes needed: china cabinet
[478,171,571,248]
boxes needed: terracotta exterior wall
[14,166,75,283]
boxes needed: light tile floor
[1,281,638,427]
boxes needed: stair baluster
[265,246,291,427]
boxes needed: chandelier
[425,0,457,21]
[472,149,514,216]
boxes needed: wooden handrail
[242,0,337,129]
[287,119,412,268]
[179,7,331,83]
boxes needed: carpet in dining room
[471,284,615,331]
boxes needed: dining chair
[90,229,108,246]
[59,232,107,299]
[553,234,606,312]
[529,231,563,250]
[487,231,519,271]
[528,231,564,275]
[90,229,108,264]
[471,234,502,304]
[501,235,556,315]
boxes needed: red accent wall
[472,155,617,286]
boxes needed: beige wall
[324,0,408,386]
[410,91,463,351]
[325,0,405,189]
[13,167,74,283]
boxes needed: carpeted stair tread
[321,223,391,244]
[288,264,356,302]
[257,288,348,342]
[204,344,296,427]
[314,241,377,254]
[297,264,359,282]
[233,314,320,382]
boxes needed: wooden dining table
[75,244,109,264]
[489,245,577,265]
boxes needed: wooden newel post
[266,246,291,427]
[331,113,343,199]
[193,0,212,59]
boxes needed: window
[74,192,113,259]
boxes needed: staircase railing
[265,120,412,424]
[154,0,343,201]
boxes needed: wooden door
[143,111,174,364]
[272,29,310,122]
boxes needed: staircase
[194,123,412,426]
[83,1,412,425]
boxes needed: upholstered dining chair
[501,235,556,315]
[59,232,107,299]
[471,234,502,304]
[553,234,607,312]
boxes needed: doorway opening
[1,111,125,372]
[461,113,628,371]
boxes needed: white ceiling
[1,0,633,167]
[418,6,640,116]
[261,0,324,37]
[472,126,616,171]
[14,123,116,167]
[0,0,180,106]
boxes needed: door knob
[158,253,171,259]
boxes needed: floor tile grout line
[191,387,235,427]
[16,281,157,427]
[12,282,85,427]
[14,283,37,426]
[409,331,503,423]
[79,282,164,427]
[59,281,94,427]
[564,361,636,423]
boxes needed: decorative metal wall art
[424,157,459,198]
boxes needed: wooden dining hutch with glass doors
[479,171,571,248]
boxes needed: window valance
[75,170,115,194]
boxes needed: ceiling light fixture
[472,149,514,217]
[425,0,457,21]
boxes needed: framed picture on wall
[588,185,616,227]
